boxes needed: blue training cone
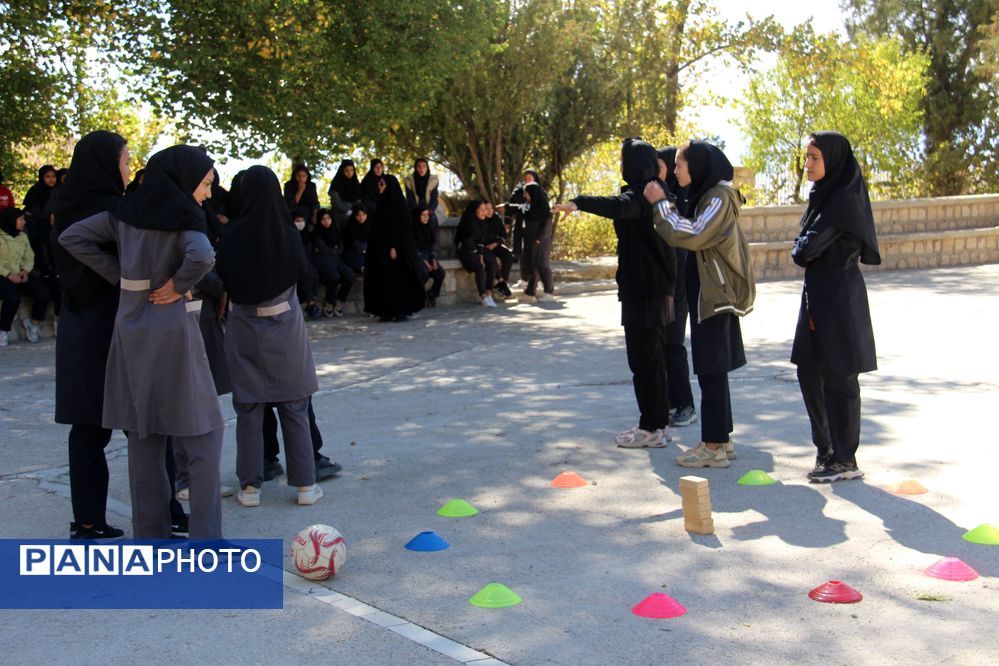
[405,531,450,552]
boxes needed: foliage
[740,26,928,204]
[845,0,998,195]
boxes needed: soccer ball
[291,524,347,581]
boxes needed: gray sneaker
[22,319,40,343]
[676,442,730,468]
[669,405,697,427]
[0,331,7,347]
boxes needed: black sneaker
[497,281,513,298]
[812,449,834,475]
[171,514,190,538]
[70,522,125,540]
[809,461,864,483]
[316,456,342,481]
[669,405,697,427]
[306,304,322,319]
[426,290,437,308]
[263,459,284,481]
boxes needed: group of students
[555,132,879,483]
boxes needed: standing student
[554,138,676,448]
[216,165,322,507]
[362,172,426,321]
[404,157,439,218]
[22,165,57,223]
[328,159,362,207]
[644,141,755,468]
[48,131,128,539]
[455,200,498,308]
[313,205,355,316]
[792,132,880,483]
[656,147,697,428]
[412,205,445,307]
[519,181,555,302]
[360,159,387,210]
[0,208,51,345]
[283,165,320,224]
[59,144,224,539]
[482,201,514,299]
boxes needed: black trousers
[418,260,445,298]
[624,326,669,432]
[314,255,355,303]
[697,372,733,444]
[0,274,50,330]
[523,236,554,296]
[263,398,324,462]
[459,250,494,296]
[297,262,320,304]
[67,424,112,526]
[484,246,514,284]
[665,343,694,410]
[796,366,861,465]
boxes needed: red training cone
[923,557,979,582]
[808,580,863,604]
[552,471,588,488]
[631,592,687,619]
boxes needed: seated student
[313,205,355,317]
[23,165,57,224]
[291,207,322,319]
[482,201,513,299]
[343,203,369,275]
[404,157,439,218]
[283,165,320,224]
[0,208,50,345]
[412,205,445,307]
[328,159,362,207]
[455,200,497,308]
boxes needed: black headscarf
[216,165,308,305]
[412,157,431,202]
[0,207,23,237]
[125,168,144,193]
[656,147,684,199]
[361,159,385,200]
[523,169,542,187]
[329,159,361,203]
[347,202,369,245]
[56,168,69,185]
[23,164,57,215]
[679,141,733,218]
[283,165,318,206]
[52,131,128,235]
[112,145,214,234]
[802,132,880,265]
[523,182,549,214]
[621,137,658,187]
[227,170,246,218]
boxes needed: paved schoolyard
[2,264,998,664]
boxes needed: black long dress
[362,175,426,320]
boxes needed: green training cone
[962,523,999,545]
[737,470,777,486]
[469,583,522,608]
[437,498,479,518]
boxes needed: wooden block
[681,496,712,510]
[685,520,715,535]
[679,475,709,490]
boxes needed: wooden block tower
[679,475,714,535]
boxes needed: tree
[740,26,927,205]
[846,0,998,195]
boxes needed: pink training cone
[923,557,979,582]
[631,592,687,619]
[808,580,863,604]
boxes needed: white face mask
[294,220,306,231]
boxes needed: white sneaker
[237,486,261,507]
[178,484,232,501]
[22,319,40,343]
[517,292,537,304]
[536,291,556,302]
[297,484,324,505]
[0,331,7,347]
[220,484,234,498]
[482,295,498,308]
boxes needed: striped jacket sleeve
[652,195,731,251]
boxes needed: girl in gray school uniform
[58,145,224,540]
[216,165,322,507]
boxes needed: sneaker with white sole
[723,439,736,460]
[808,461,864,483]
[482,295,498,308]
[676,442,730,468]
[22,319,40,343]
[517,292,537,304]
[0,331,8,347]
[669,405,697,427]
[616,427,666,448]
[237,486,261,507]
[536,291,555,302]
[297,484,324,505]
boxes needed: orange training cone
[886,480,928,495]
[631,592,687,619]
[552,471,588,488]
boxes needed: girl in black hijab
[412,204,445,307]
[283,165,320,224]
[23,164,57,222]
[49,130,128,539]
[362,172,426,321]
[791,131,880,483]
[656,147,696,428]
[328,159,362,206]
[404,157,440,216]
[455,199,498,307]
[312,204,356,316]
[360,158,386,209]
[520,181,556,301]
[343,202,370,274]
[555,137,676,448]
[643,141,755,468]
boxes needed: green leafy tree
[740,26,927,204]
[845,0,998,195]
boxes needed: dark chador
[791,131,880,482]
[216,165,321,505]
[59,145,225,540]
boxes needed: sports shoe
[426,290,437,308]
[322,303,336,317]
[808,461,864,483]
[22,319,40,343]
[219,484,234,498]
[669,405,697,427]
[70,522,125,540]
[615,427,666,448]
[315,456,342,481]
[482,295,498,308]
[496,281,513,298]
[237,485,261,507]
[306,304,322,319]
[723,439,737,460]
[176,487,189,501]
[333,302,345,317]
[263,459,284,481]
[517,292,537,304]
[536,291,555,302]
[812,448,833,474]
[171,514,190,537]
[297,484,324,505]
[676,442,730,468]
[0,331,7,347]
